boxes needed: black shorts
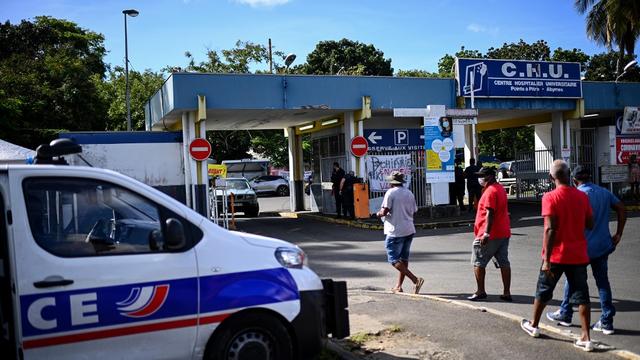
[535,263,590,305]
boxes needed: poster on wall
[615,107,640,164]
[424,116,455,183]
[365,154,412,191]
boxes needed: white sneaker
[592,320,615,335]
[520,319,540,338]
[574,340,594,352]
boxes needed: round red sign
[350,136,368,157]
[189,138,212,161]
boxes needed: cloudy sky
[4,0,608,73]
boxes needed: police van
[0,140,348,359]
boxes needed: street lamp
[123,9,139,131]
[615,60,638,83]
[284,53,296,73]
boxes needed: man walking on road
[331,162,345,218]
[547,165,626,335]
[464,158,482,212]
[468,167,512,302]
[376,171,424,294]
[521,160,595,352]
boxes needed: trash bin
[354,183,370,219]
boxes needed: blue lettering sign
[364,129,424,151]
[456,58,582,98]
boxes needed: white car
[249,175,289,196]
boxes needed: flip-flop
[413,277,425,294]
[390,287,403,293]
[500,295,513,302]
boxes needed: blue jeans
[559,254,615,325]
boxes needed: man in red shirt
[521,160,595,352]
[468,167,512,301]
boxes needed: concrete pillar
[551,112,564,158]
[181,111,209,216]
[344,112,356,173]
[464,125,474,166]
[534,123,552,151]
[287,127,304,211]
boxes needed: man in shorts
[376,171,425,294]
[520,160,595,352]
[468,167,512,302]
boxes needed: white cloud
[466,23,499,36]
[233,0,291,7]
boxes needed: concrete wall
[535,123,552,151]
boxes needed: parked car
[213,178,260,217]
[221,159,270,180]
[497,160,536,180]
[249,175,290,196]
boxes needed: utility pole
[268,38,273,74]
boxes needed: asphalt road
[257,195,310,213]
[236,212,640,357]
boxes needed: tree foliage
[395,69,440,78]
[0,17,108,148]
[576,0,640,75]
[302,38,393,75]
[175,40,285,74]
[96,66,165,131]
[479,127,535,161]
[583,51,640,81]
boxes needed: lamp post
[615,60,638,83]
[122,9,139,131]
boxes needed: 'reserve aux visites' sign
[456,58,582,98]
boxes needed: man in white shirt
[376,171,425,294]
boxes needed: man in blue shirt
[546,165,626,334]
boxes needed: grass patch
[386,324,403,334]
[349,331,376,345]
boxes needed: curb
[355,289,640,360]
[326,339,362,360]
[293,212,474,230]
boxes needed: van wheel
[206,313,293,360]
[276,186,289,197]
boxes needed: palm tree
[576,0,640,76]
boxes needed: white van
[0,143,348,359]
[221,159,270,180]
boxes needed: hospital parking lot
[236,211,640,358]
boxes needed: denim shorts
[471,238,510,268]
[385,234,414,264]
[535,263,590,305]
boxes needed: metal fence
[366,150,432,208]
[515,149,555,200]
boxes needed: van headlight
[275,247,306,269]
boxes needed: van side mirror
[165,218,186,251]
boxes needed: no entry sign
[189,138,212,161]
[350,136,368,157]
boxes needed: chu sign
[456,58,582,98]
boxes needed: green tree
[301,38,393,75]
[583,51,640,81]
[96,66,165,130]
[395,69,440,77]
[479,127,534,161]
[576,0,640,76]
[551,47,591,70]
[0,16,108,148]
[486,39,551,61]
[250,130,289,168]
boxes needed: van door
[10,171,199,360]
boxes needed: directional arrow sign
[368,131,382,144]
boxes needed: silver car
[249,175,290,196]
[214,178,260,217]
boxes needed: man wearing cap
[376,171,425,294]
[468,166,512,302]
[546,165,626,335]
[521,160,594,352]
